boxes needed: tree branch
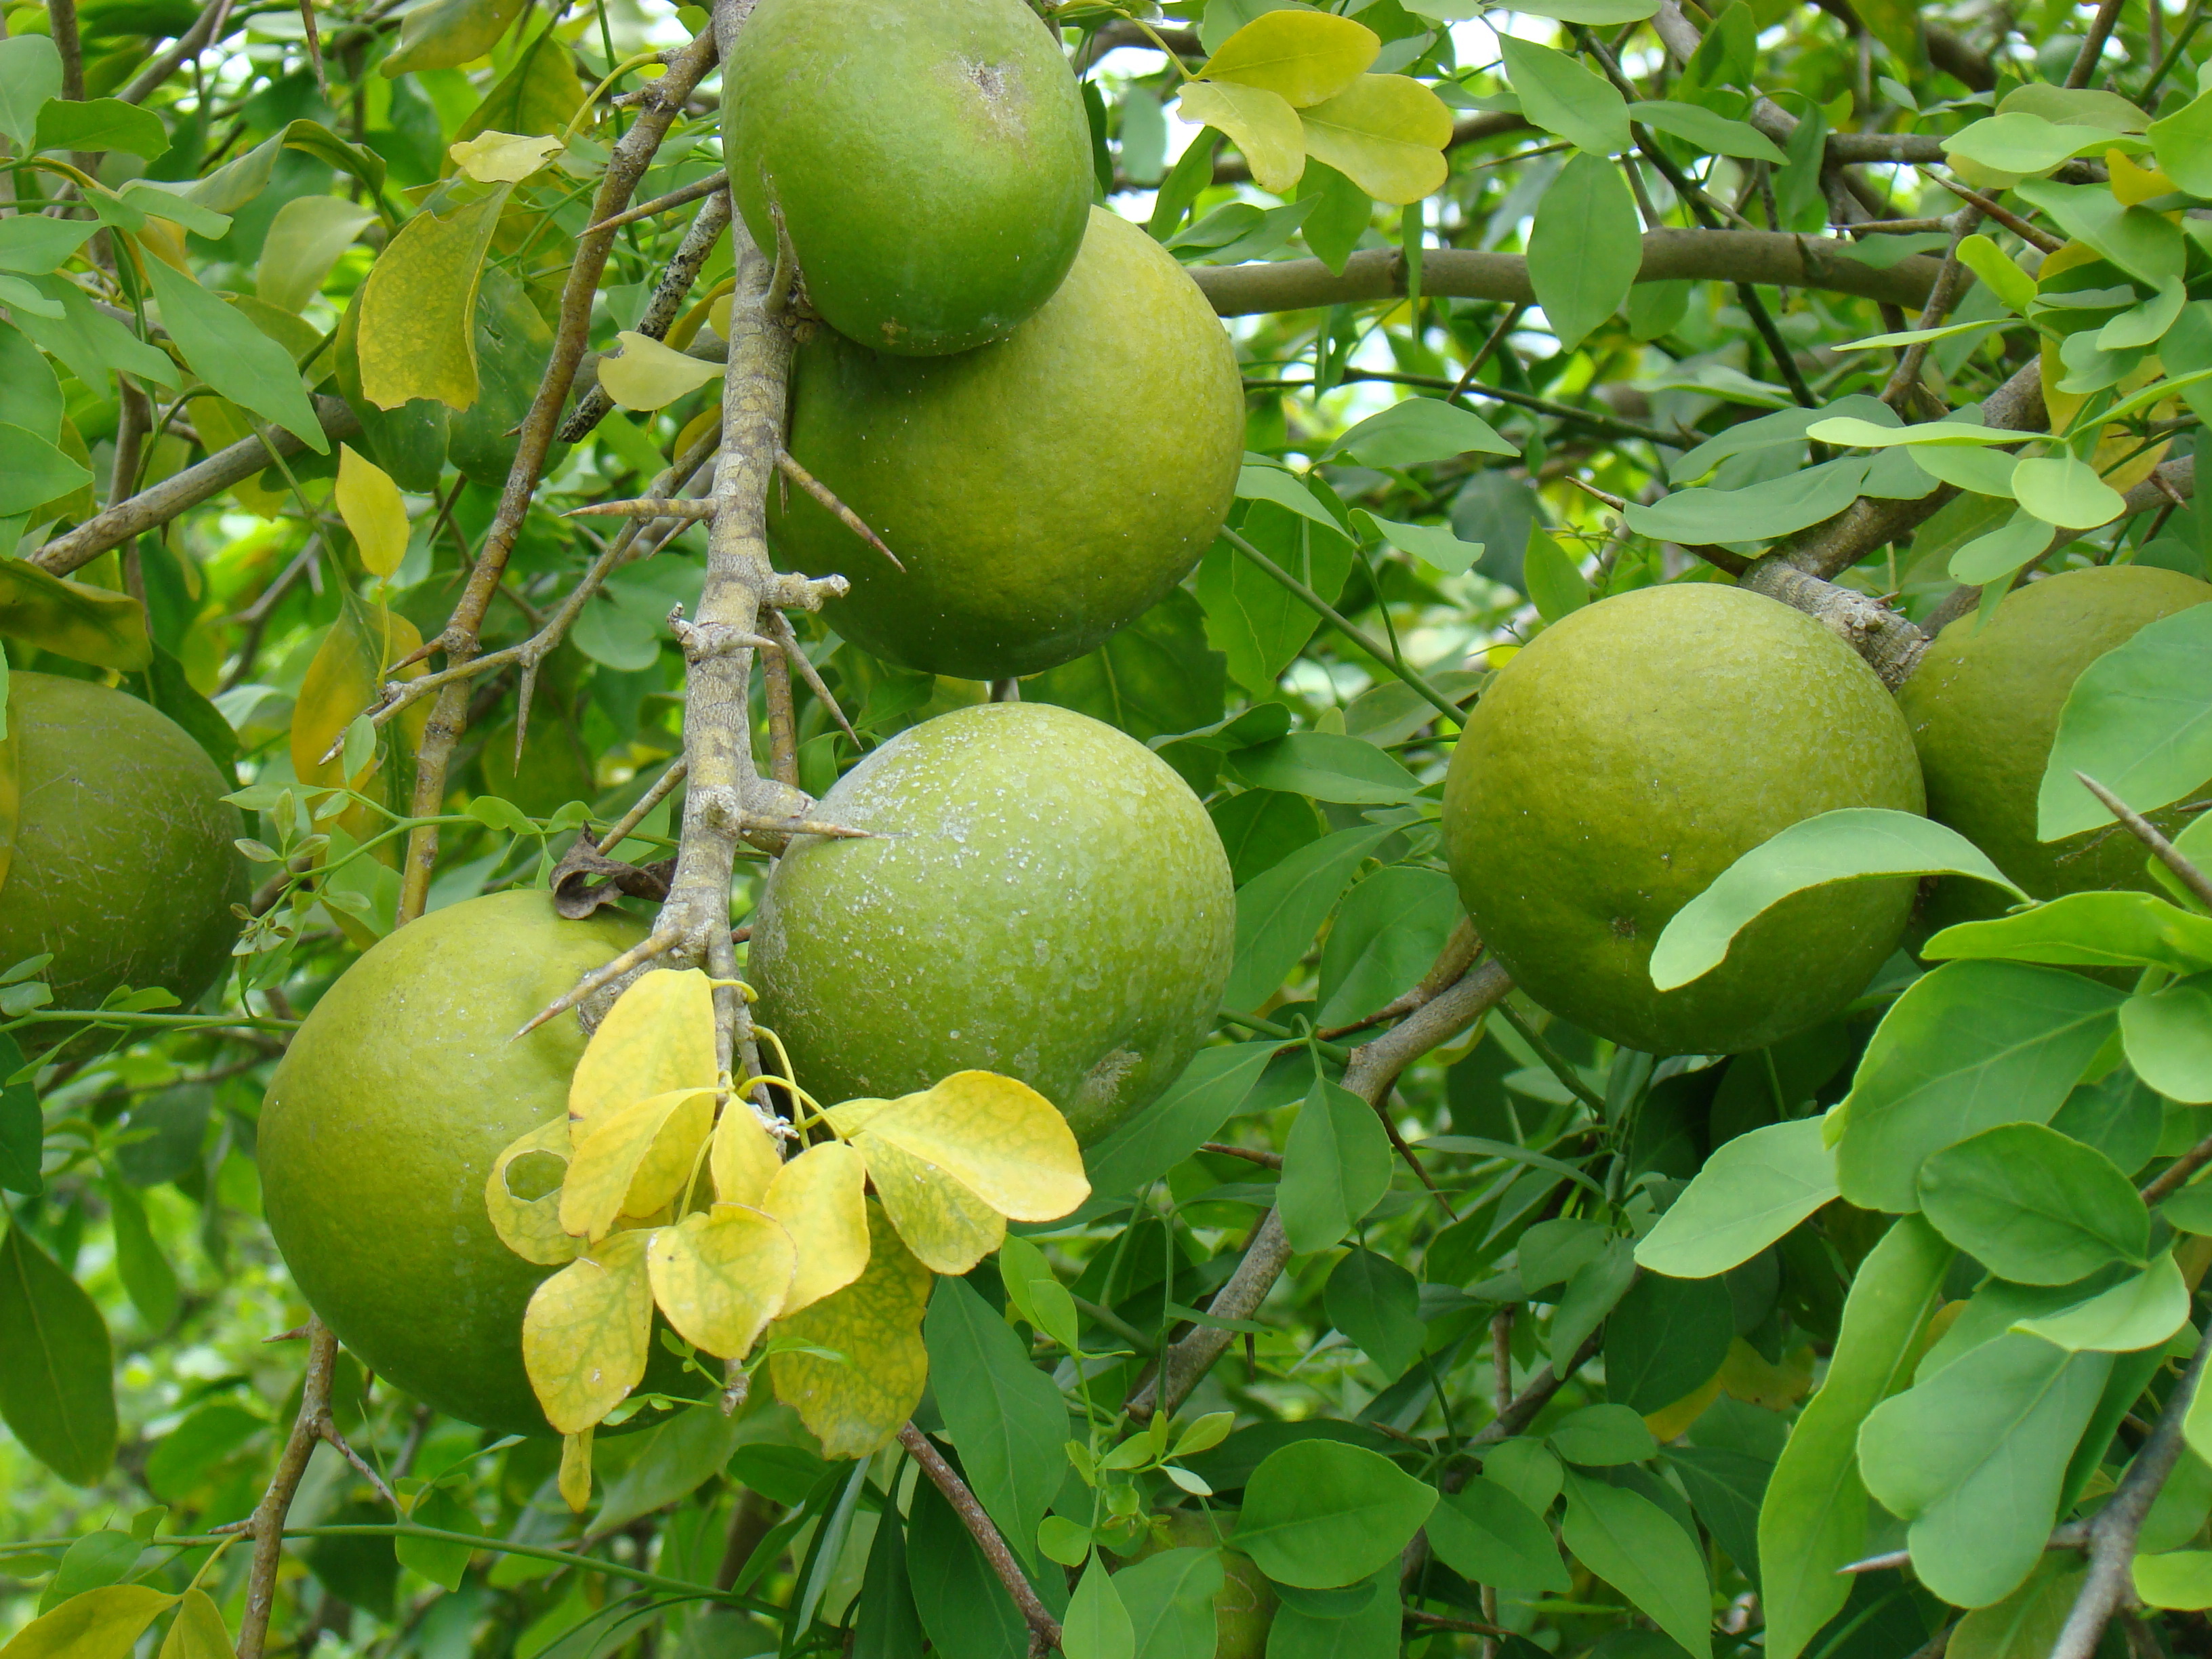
[237,1319,337,1659]
[897,1423,1062,1658]
[560,186,733,443]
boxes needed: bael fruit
[1441,585,1925,1055]
[771,207,1243,680]
[258,890,648,1434]
[720,0,1089,356]
[1898,565,2212,921]
[749,701,1233,1145]
[0,672,245,1021]
[1128,1512,1279,1658]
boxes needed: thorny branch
[237,1320,338,1659]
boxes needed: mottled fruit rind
[258,891,647,1434]
[0,672,245,1023]
[1898,565,2212,925]
[771,208,1244,680]
[721,0,1089,356]
[750,703,1233,1145]
[1441,585,1925,1055]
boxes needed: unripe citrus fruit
[749,703,1233,1144]
[721,0,1089,356]
[1441,585,1925,1054]
[0,672,245,1020]
[1130,1513,1278,1658]
[1898,565,2211,918]
[259,891,647,1433]
[770,207,1243,680]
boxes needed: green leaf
[1499,37,1629,156]
[1651,808,2022,992]
[1082,1042,1279,1199]
[1955,236,2036,316]
[144,1401,263,1500]
[0,1584,176,1659]
[2014,180,2183,288]
[0,216,98,277]
[1235,1439,1437,1588]
[0,36,62,150]
[1199,504,1354,696]
[1498,0,1658,18]
[1528,151,1642,351]
[2038,602,2212,841]
[1349,510,1483,575]
[1926,891,2212,975]
[1229,732,1423,804]
[1317,865,1460,1027]
[1759,1215,1952,1659]
[1667,1444,1772,1589]
[1426,1477,1572,1591]
[924,1276,1068,1572]
[1325,395,1515,467]
[33,96,166,159]
[1111,1546,1223,1659]
[1548,1403,1657,1466]
[1834,961,2125,1213]
[0,424,91,518]
[906,1471,1031,1659]
[1948,510,2055,585]
[0,1032,38,1196]
[1295,74,1453,206]
[1060,1555,1133,1659]
[2150,89,2212,197]
[1635,1118,1837,1277]
[396,1484,479,1591]
[1279,1076,1395,1254]
[1324,1248,1425,1378]
[139,258,326,453]
[15,276,177,388]
[1560,1471,1712,1658]
[0,1221,116,1484]
[1917,1123,2149,1282]
[1521,527,1589,623]
[1605,1270,1734,1414]
[103,1176,178,1331]
[1943,112,2132,176]
[258,196,380,316]
[1027,588,1227,745]
[2121,974,2212,1103]
[1551,1237,1636,1371]
[2011,455,2126,530]
[382,0,529,75]
[2135,1551,2212,1610]
[1631,99,1786,161]
[1805,415,2018,449]
[1264,1565,1399,1657]
[1858,1332,2112,1607]
[1625,457,1877,545]
[1224,823,1393,1009]
[2012,1251,2190,1352]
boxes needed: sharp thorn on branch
[2074,773,2212,911]
[516,929,684,1038]
[765,609,860,745]
[565,497,720,522]
[774,449,905,570]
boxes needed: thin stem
[237,1321,337,1659]
[2066,0,2128,85]
[896,1424,1062,1657]
[1495,1002,1607,1114]
[2074,773,2212,912]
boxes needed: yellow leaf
[0,556,150,672]
[1717,1337,1814,1410]
[558,1427,594,1513]
[1643,1368,1725,1441]
[560,1087,715,1242]
[762,1141,872,1314]
[645,1202,796,1356]
[1201,10,1379,107]
[358,182,511,411]
[598,330,724,412]
[2109,148,2179,205]
[1298,75,1453,205]
[290,592,426,792]
[523,1229,654,1433]
[769,1202,933,1459]
[1177,81,1307,194]
[0,1585,176,1659]
[569,967,718,1136]
[335,444,411,578]
[485,1118,583,1266]
[155,1589,231,1659]
[710,1097,783,1208]
[849,1130,1005,1275]
[449,129,562,184]
[853,1072,1091,1223]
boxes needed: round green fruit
[721,0,1089,356]
[749,702,1233,1145]
[1131,1513,1278,1659]
[0,672,245,1021]
[770,207,1244,680]
[1898,565,2212,919]
[259,891,647,1434]
[1441,585,1925,1055]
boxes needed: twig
[1319,918,1481,1040]
[560,186,734,443]
[2074,773,2212,912]
[119,0,237,102]
[1883,207,1985,410]
[47,0,85,102]
[2144,1130,2212,1206]
[2066,0,2128,85]
[1202,1141,1284,1170]
[585,175,727,237]
[237,1320,337,1658]
[516,928,683,1037]
[897,1424,1062,1658]
[1919,171,2064,253]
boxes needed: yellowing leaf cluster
[1178,12,1452,204]
[487,969,1093,1491]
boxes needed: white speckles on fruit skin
[750,702,1233,1145]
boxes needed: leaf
[710,1100,783,1209]
[1112,1547,1223,1659]
[2135,1552,2212,1610]
[449,129,562,184]
[2037,603,2212,842]
[1082,1041,1279,1199]
[256,195,377,315]
[335,445,410,579]
[1759,1214,1952,1659]
[1024,586,1226,745]
[486,1122,584,1263]
[1325,1248,1425,1378]
[1917,1123,2149,1282]
[0,1221,115,1484]
[2010,455,2126,529]
[156,1588,232,1659]
[2122,975,2212,1103]
[138,256,325,452]
[104,1176,178,1330]
[1552,1237,1637,1371]
[559,1087,715,1241]
[0,423,87,521]
[1927,892,2212,975]
[769,1203,933,1459]
[2150,89,2212,197]
[644,1203,794,1357]
[569,968,717,1136]
[1061,1555,1134,1659]
[1631,98,1785,161]
[1351,510,1484,575]
[1317,865,1460,1027]
[593,1398,774,1532]
[760,1141,869,1314]
[926,1276,1066,1570]
[1229,731,1423,803]
[1296,75,1453,205]
[0,1032,37,1196]
[382,0,528,75]
[1327,396,1515,468]
[0,216,97,279]
[598,331,723,413]
[289,594,422,791]
[1549,1402,1658,1465]
[1236,1439,1437,1588]
[838,1071,1090,1223]
[1667,1444,1773,1588]
[33,97,166,159]
[1427,1477,1571,1591]
[1500,37,1629,157]
[559,1428,592,1513]
[1200,504,1355,697]
[1521,527,1589,623]
[356,182,510,411]
[846,1129,1004,1275]
[1178,81,1305,194]
[2013,1251,2190,1351]
[0,558,146,671]
[1833,962,2126,1214]
[522,1229,655,1433]
[1201,10,1378,106]
[1560,1471,1711,1658]
[1635,1118,1837,1277]
[0,1585,175,1659]
[1858,1332,2112,1607]
[1279,1076,1394,1254]
[1527,151,1642,350]
[1225,824,1395,1010]
[0,36,62,150]
[1626,457,1877,544]
[396,1484,479,1591]
[1944,112,2131,176]
[1605,1270,1734,1414]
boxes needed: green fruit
[750,702,1233,1145]
[1441,585,1925,1055]
[0,672,245,1021]
[771,209,1243,680]
[721,0,1089,356]
[1898,565,2212,920]
[447,265,557,487]
[1132,1513,1277,1659]
[259,891,647,1434]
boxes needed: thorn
[565,498,718,522]
[743,815,874,840]
[516,930,683,1038]
[266,1324,310,1343]
[2075,772,2212,912]
[765,610,859,746]
[320,1420,398,1507]
[1565,476,1630,512]
[775,450,905,571]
